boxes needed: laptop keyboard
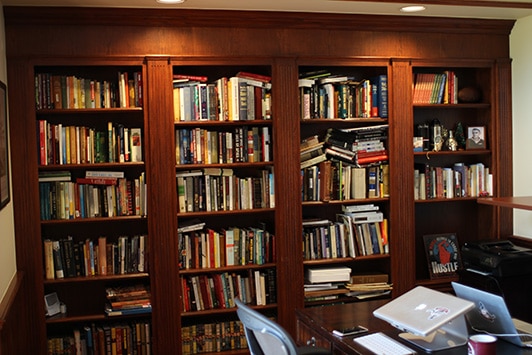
[354,332,416,354]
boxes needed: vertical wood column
[389,59,417,295]
[7,59,47,355]
[144,57,182,353]
[271,58,302,335]
[494,59,513,237]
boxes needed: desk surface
[296,300,532,354]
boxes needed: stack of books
[304,266,351,301]
[345,272,392,299]
[105,284,152,316]
[300,135,326,169]
[324,125,388,167]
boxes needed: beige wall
[511,15,532,239]
[0,2,17,303]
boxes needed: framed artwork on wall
[0,80,10,210]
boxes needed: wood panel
[3,7,515,354]
[144,57,182,353]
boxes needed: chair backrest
[234,298,299,355]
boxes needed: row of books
[181,269,276,312]
[173,72,272,122]
[175,126,271,165]
[181,320,248,354]
[176,168,274,213]
[105,284,151,317]
[38,120,143,165]
[302,215,388,260]
[43,234,148,280]
[178,224,275,269]
[302,161,389,202]
[47,321,151,355]
[35,71,143,110]
[414,162,493,200]
[298,72,388,119]
[412,71,458,104]
[39,171,147,220]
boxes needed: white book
[225,229,235,266]
[86,170,124,178]
[347,211,384,224]
[130,128,142,162]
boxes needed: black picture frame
[466,125,486,150]
[423,233,462,279]
[0,80,10,210]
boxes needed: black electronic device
[461,240,532,277]
[332,325,368,337]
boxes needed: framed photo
[466,125,486,150]
[0,80,9,210]
[423,233,462,279]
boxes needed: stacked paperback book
[105,284,152,317]
[304,266,351,302]
[345,272,392,299]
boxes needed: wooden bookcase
[4,7,515,354]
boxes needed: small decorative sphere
[458,87,481,103]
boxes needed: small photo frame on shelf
[423,233,462,279]
[0,80,9,211]
[466,125,486,150]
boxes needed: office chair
[234,298,331,355]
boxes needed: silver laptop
[452,282,532,348]
[373,285,475,352]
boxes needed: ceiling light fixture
[400,5,426,13]
[156,0,185,4]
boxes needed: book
[105,305,152,316]
[305,266,351,284]
[350,272,389,284]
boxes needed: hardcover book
[423,233,462,279]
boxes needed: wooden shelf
[477,196,532,211]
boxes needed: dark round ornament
[458,87,481,103]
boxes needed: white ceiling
[3,0,532,20]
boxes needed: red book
[212,274,226,309]
[76,177,118,185]
[357,154,389,165]
[173,74,208,82]
[236,71,271,83]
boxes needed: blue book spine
[376,74,388,118]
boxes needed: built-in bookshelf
[35,64,152,352]
[411,63,497,286]
[5,7,515,355]
[172,64,277,353]
[298,64,393,306]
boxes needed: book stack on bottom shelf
[304,266,351,302]
[345,272,392,300]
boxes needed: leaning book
[423,233,462,279]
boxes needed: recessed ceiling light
[400,5,426,13]
[156,0,185,4]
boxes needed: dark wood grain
[3,7,515,354]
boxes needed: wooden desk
[296,300,532,354]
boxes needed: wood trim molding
[0,271,23,332]
[4,6,515,35]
